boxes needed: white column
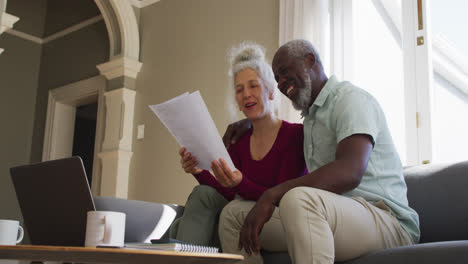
[98,88,135,198]
[97,57,142,198]
[94,0,142,198]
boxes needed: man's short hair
[282,39,323,68]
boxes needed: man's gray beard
[291,69,312,111]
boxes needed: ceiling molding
[129,0,160,8]
[43,15,103,44]
[5,15,103,45]
[6,28,42,44]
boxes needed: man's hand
[222,119,252,148]
[211,158,242,188]
[238,191,276,255]
[179,147,203,175]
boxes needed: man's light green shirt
[301,75,420,243]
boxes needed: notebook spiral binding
[175,243,219,253]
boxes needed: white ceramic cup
[0,219,24,245]
[84,211,126,247]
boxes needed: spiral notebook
[125,239,218,253]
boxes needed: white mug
[84,211,126,247]
[0,219,24,245]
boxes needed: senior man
[217,39,419,264]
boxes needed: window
[280,0,468,165]
[352,0,407,163]
[429,0,468,163]
[331,0,468,165]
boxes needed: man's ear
[305,53,316,68]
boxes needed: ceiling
[5,0,100,38]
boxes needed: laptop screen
[10,156,95,246]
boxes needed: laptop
[10,156,96,246]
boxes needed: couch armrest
[404,161,468,242]
[93,196,184,243]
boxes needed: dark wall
[0,0,109,242]
[43,0,100,36]
[30,20,109,163]
[0,34,41,238]
[6,0,47,37]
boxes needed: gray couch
[96,161,468,264]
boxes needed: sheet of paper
[149,91,235,171]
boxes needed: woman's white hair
[226,42,278,121]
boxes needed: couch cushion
[404,161,468,243]
[339,241,468,264]
[263,241,468,264]
[262,251,291,264]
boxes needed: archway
[93,0,143,198]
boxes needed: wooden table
[0,245,243,264]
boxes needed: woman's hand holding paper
[179,147,203,175]
[211,158,242,188]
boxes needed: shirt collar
[301,75,339,117]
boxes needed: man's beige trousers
[219,187,413,264]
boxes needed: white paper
[149,91,235,171]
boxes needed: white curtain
[278,0,329,122]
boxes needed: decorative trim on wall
[0,12,18,33]
[43,76,106,160]
[97,56,142,80]
[129,0,160,8]
[95,0,140,60]
[48,75,104,105]
[109,1,140,61]
[1,10,19,53]
[5,15,103,45]
[6,29,42,44]
[42,75,107,196]
[95,0,121,59]
[100,88,136,153]
[43,15,103,44]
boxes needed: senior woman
[169,42,306,248]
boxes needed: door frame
[42,75,106,196]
